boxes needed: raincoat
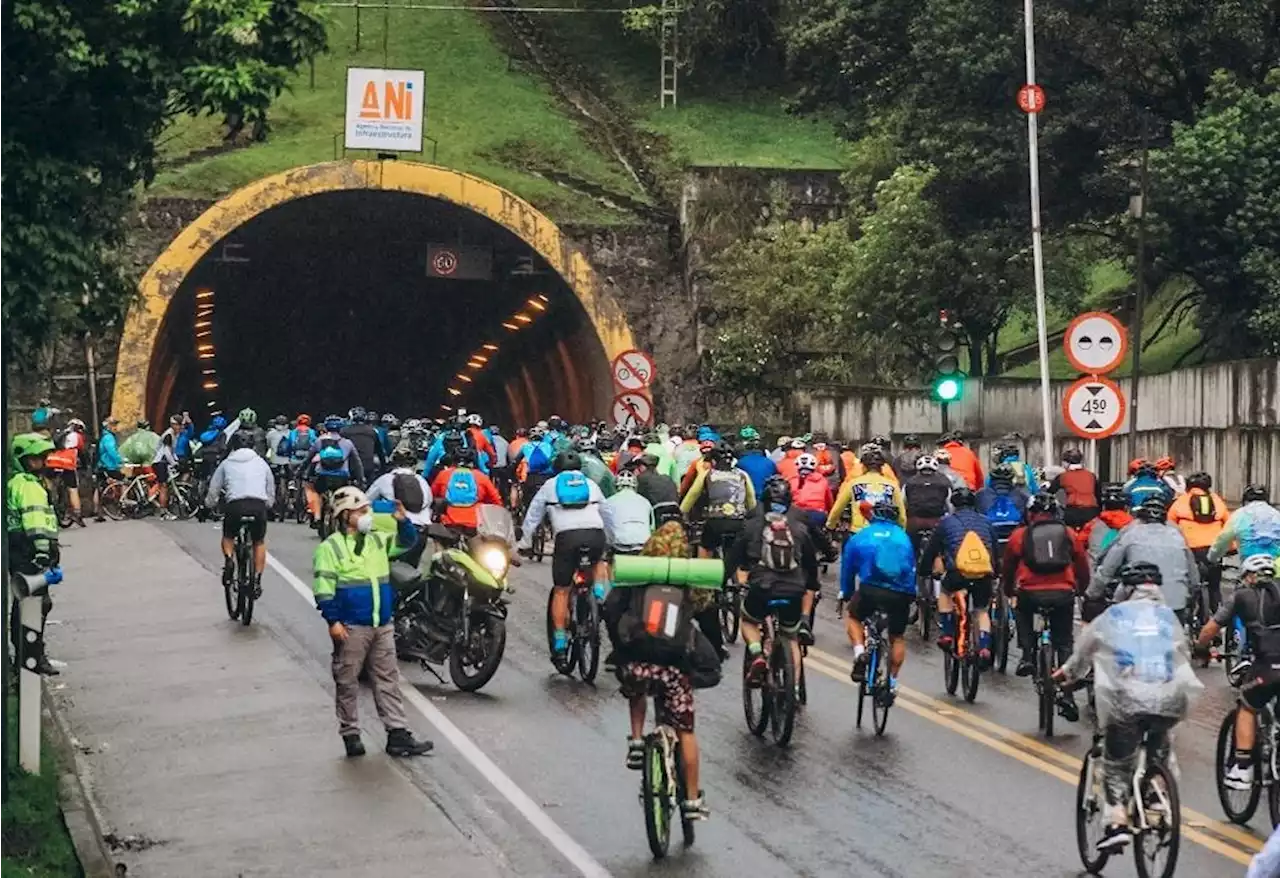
[119,428,161,466]
[1092,520,1200,612]
[1208,500,1280,564]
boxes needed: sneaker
[626,738,644,771]
[937,634,955,651]
[1016,658,1036,677]
[75,517,87,528]
[551,630,569,658]
[797,621,815,647]
[849,653,868,684]
[1096,824,1132,852]
[252,577,263,600]
[343,734,366,758]
[745,654,767,687]
[386,728,434,757]
[221,560,234,588]
[1225,763,1255,791]
[1058,692,1080,723]
[680,796,710,821]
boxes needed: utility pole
[1022,0,1054,467]
[1128,115,1149,435]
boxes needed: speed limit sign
[1062,375,1127,439]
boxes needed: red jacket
[1076,508,1131,554]
[942,441,984,490]
[467,427,496,461]
[776,449,803,482]
[1001,518,1090,594]
[789,472,833,513]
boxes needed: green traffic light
[935,377,962,401]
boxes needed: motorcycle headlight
[477,546,509,581]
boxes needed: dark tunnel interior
[148,190,611,429]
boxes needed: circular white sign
[612,392,653,429]
[1063,312,1127,375]
[612,350,655,391]
[1063,376,1126,439]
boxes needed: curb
[42,688,120,878]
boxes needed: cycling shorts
[1242,660,1280,711]
[313,474,349,496]
[223,498,268,541]
[847,585,913,637]
[941,570,993,608]
[152,460,170,485]
[552,528,607,588]
[58,468,80,490]
[701,517,744,553]
[741,585,802,633]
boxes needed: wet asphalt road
[157,517,1262,877]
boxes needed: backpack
[317,437,344,472]
[393,472,425,514]
[955,530,995,579]
[705,469,747,519]
[1190,492,1218,524]
[985,492,1022,532]
[445,469,479,507]
[1025,521,1073,573]
[553,471,591,509]
[1254,581,1280,662]
[760,513,799,571]
[869,534,908,584]
[527,442,551,475]
[292,428,314,455]
[619,584,696,664]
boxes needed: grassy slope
[2,697,82,878]
[153,9,643,223]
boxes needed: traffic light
[932,324,964,402]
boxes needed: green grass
[153,8,644,224]
[2,697,82,878]
[996,260,1131,353]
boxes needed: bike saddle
[426,523,460,543]
[389,560,423,589]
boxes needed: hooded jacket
[920,509,996,575]
[1092,519,1201,612]
[206,448,275,506]
[1209,500,1280,563]
[940,441,984,490]
[736,450,777,497]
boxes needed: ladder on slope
[660,0,678,107]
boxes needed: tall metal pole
[1128,116,1149,436]
[1023,0,1054,468]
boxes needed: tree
[1,0,326,359]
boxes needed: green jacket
[581,454,616,498]
[313,522,416,627]
[7,472,57,568]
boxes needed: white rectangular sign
[344,67,425,152]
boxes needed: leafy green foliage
[1,0,326,358]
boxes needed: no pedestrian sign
[612,392,653,429]
[1063,375,1126,439]
[611,349,656,391]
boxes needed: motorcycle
[392,504,516,692]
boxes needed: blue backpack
[527,442,551,475]
[985,492,1022,532]
[445,469,479,507]
[870,536,908,584]
[553,471,591,509]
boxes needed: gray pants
[332,624,408,737]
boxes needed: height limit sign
[1063,375,1126,439]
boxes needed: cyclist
[937,432,984,490]
[811,432,841,487]
[1196,554,1280,792]
[283,414,317,466]
[53,417,89,527]
[920,487,997,661]
[841,499,916,690]
[92,417,124,522]
[991,441,1037,492]
[775,437,808,481]
[1123,459,1173,510]
[367,445,433,566]
[235,408,269,458]
[671,429,703,483]
[1093,495,1200,623]
[632,454,682,524]
[518,450,614,660]
[8,433,61,675]
[728,477,820,685]
[682,441,755,556]
[788,453,833,534]
[826,444,906,534]
[902,454,953,556]
[151,419,180,520]
[1209,484,1280,568]
[205,430,275,596]
[487,423,512,503]
[679,440,717,498]
[119,419,160,467]
[1049,448,1100,529]
[640,430,678,480]
[266,415,291,472]
[605,470,654,554]
[1056,561,1200,853]
[575,436,616,498]
[846,440,899,484]
[1156,455,1185,496]
[891,434,923,483]
[342,407,387,482]
[430,447,502,534]
[1080,483,1133,572]
[735,427,777,496]
[613,435,645,473]
[1001,493,1090,720]
[304,416,364,523]
[517,425,556,511]
[1168,471,1229,611]
[463,412,497,462]
[977,464,1029,559]
[933,447,969,491]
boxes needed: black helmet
[456,447,478,468]
[1118,561,1163,588]
[1244,484,1270,504]
[870,434,890,450]
[1100,482,1127,509]
[763,475,792,510]
[1062,448,1084,465]
[1028,492,1060,517]
[229,429,254,451]
[989,463,1016,485]
[349,406,368,424]
[553,450,582,473]
[903,433,921,449]
[950,486,976,508]
[1135,495,1169,522]
[1186,471,1212,491]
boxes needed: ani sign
[345,68,425,152]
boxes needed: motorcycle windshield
[474,504,516,545]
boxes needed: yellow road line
[801,650,1258,865]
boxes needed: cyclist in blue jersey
[1123,460,1174,511]
[1209,484,1280,566]
[842,500,917,691]
[736,427,777,497]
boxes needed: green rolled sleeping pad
[613,555,724,588]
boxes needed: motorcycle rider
[342,407,388,483]
[605,470,654,554]
[1093,495,1200,623]
[312,486,433,758]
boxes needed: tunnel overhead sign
[345,68,425,152]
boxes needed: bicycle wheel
[769,637,797,747]
[1075,750,1110,875]
[917,590,933,641]
[743,648,770,736]
[576,593,600,683]
[720,588,741,645]
[1215,710,1260,823]
[871,640,892,736]
[172,480,197,520]
[1134,761,1180,878]
[99,482,127,521]
[943,649,960,695]
[1038,642,1056,738]
[236,540,254,626]
[294,486,309,524]
[675,742,695,848]
[797,652,808,707]
[545,589,574,676]
[223,567,239,621]
[992,593,1010,674]
[855,677,867,729]
[642,736,672,859]
[962,614,981,703]
[532,524,546,562]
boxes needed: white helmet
[796,453,818,472]
[466,413,483,427]
[1242,554,1277,577]
[615,470,637,490]
[915,454,939,473]
[331,486,370,516]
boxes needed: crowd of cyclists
[16,400,1280,866]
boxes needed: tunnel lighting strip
[439,294,550,412]
[194,288,220,406]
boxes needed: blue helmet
[210,415,228,430]
[323,415,343,432]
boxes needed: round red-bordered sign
[1063,311,1128,376]
[432,249,458,275]
[611,349,657,391]
[611,391,653,429]
[1062,374,1127,439]
[1017,84,1046,114]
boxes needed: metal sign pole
[1023,0,1054,468]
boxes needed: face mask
[356,512,374,534]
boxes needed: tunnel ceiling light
[527,298,546,311]
[199,353,216,360]
[195,320,212,328]
[470,354,488,363]
[447,388,462,397]
[456,373,472,383]
[502,322,519,331]
[207,400,217,407]
[513,313,533,324]
[467,361,485,370]
[483,343,498,352]
[203,382,219,390]
[537,293,549,303]
[196,290,215,299]
[202,368,217,375]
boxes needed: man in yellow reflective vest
[8,434,61,675]
[313,486,433,758]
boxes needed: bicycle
[854,608,894,736]
[289,468,309,524]
[546,547,601,682]
[638,719,696,859]
[1031,606,1066,737]
[943,586,982,703]
[714,533,743,645]
[1076,719,1180,878]
[223,515,259,626]
[742,597,801,747]
[530,520,549,563]
[989,587,1015,674]
[1215,696,1280,826]
[914,530,940,640]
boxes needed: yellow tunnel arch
[111,159,637,424]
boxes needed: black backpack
[1254,581,1280,662]
[1190,492,1219,524]
[617,584,695,665]
[1025,521,1072,574]
[393,471,425,514]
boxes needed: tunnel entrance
[113,161,635,429]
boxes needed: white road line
[265,553,612,878]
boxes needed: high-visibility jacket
[312,523,415,627]
[1167,488,1228,550]
[6,472,58,568]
